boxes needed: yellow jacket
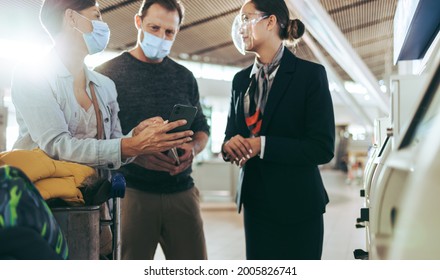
[0,149,96,205]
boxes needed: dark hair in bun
[251,0,305,42]
[286,18,305,40]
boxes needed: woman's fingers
[223,140,239,161]
[162,119,187,133]
[134,119,195,154]
[224,136,251,162]
[165,130,194,141]
[234,136,252,159]
[134,116,165,136]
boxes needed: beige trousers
[121,186,207,260]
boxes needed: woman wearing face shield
[11,0,193,175]
[222,0,335,260]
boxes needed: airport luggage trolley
[51,173,126,260]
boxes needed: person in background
[222,0,335,259]
[11,0,192,177]
[95,0,210,260]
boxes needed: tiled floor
[155,169,366,260]
[320,169,366,260]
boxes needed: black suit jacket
[224,48,335,224]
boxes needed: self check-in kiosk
[355,37,438,260]
[354,118,390,257]
[388,60,440,259]
[367,38,440,259]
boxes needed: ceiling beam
[180,9,240,31]
[101,0,139,14]
[352,34,392,48]
[303,34,374,130]
[341,16,394,34]
[287,0,389,114]
[324,48,392,63]
[327,0,375,15]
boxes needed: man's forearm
[192,131,209,155]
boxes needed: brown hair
[250,0,304,41]
[40,0,97,38]
[138,0,184,25]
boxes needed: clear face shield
[231,12,268,55]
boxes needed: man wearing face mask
[95,0,210,260]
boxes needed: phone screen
[167,104,198,133]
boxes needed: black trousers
[244,209,324,260]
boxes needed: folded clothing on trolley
[0,148,102,205]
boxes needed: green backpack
[0,165,68,259]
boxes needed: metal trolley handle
[101,173,126,260]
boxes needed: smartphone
[167,104,198,133]
[167,147,183,166]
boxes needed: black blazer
[224,48,335,224]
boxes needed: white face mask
[74,11,110,55]
[139,31,174,60]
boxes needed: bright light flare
[0,39,52,62]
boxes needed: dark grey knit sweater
[95,52,210,193]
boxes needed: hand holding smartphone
[167,104,198,133]
[168,148,180,165]
[167,104,197,165]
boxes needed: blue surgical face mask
[139,31,174,60]
[74,11,110,55]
